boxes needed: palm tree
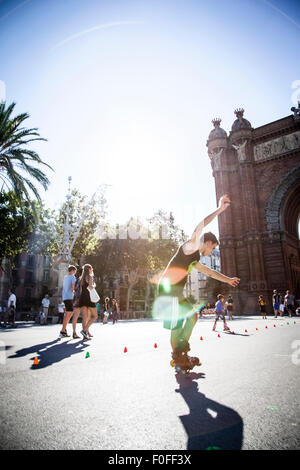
[0,101,53,204]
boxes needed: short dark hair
[68,265,77,273]
[203,232,219,245]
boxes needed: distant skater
[212,294,230,332]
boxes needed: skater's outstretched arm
[183,195,231,254]
[195,262,240,287]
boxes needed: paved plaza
[1,316,300,450]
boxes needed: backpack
[73,278,81,307]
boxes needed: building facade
[0,251,51,312]
[207,105,300,314]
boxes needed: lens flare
[151,295,206,323]
[149,267,188,286]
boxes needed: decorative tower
[207,105,300,313]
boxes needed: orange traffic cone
[33,357,39,365]
[256,328,258,331]
[124,347,127,353]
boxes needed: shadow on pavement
[176,374,243,450]
[8,338,89,369]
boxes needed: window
[27,255,35,267]
[25,288,31,298]
[25,271,34,283]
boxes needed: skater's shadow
[8,338,89,369]
[175,374,243,450]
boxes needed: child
[212,294,230,332]
[258,295,267,319]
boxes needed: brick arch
[265,165,300,233]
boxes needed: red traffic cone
[124,347,127,353]
[265,326,268,329]
[273,325,276,327]
[245,329,248,333]
[218,334,221,338]
[154,343,157,348]
[33,357,39,365]
[200,336,203,341]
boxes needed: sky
[1,0,300,237]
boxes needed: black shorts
[64,300,73,312]
[260,306,266,313]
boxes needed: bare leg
[81,306,89,332]
[61,311,73,332]
[72,308,80,334]
[85,307,98,331]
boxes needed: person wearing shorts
[60,265,80,339]
[156,195,240,362]
[272,290,280,318]
[284,290,295,318]
[212,294,230,331]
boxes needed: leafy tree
[86,212,187,311]
[0,191,36,270]
[0,101,53,206]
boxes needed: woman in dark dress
[79,264,98,340]
[111,298,119,325]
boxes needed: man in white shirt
[41,294,50,325]
[57,299,65,324]
[7,290,17,326]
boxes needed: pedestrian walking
[7,290,17,326]
[57,299,65,324]
[284,290,295,318]
[212,294,230,332]
[60,265,81,339]
[279,293,285,317]
[0,301,7,327]
[258,295,267,319]
[96,301,101,322]
[103,297,110,324]
[226,295,234,320]
[78,264,98,340]
[111,298,119,324]
[41,294,50,324]
[272,290,280,318]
